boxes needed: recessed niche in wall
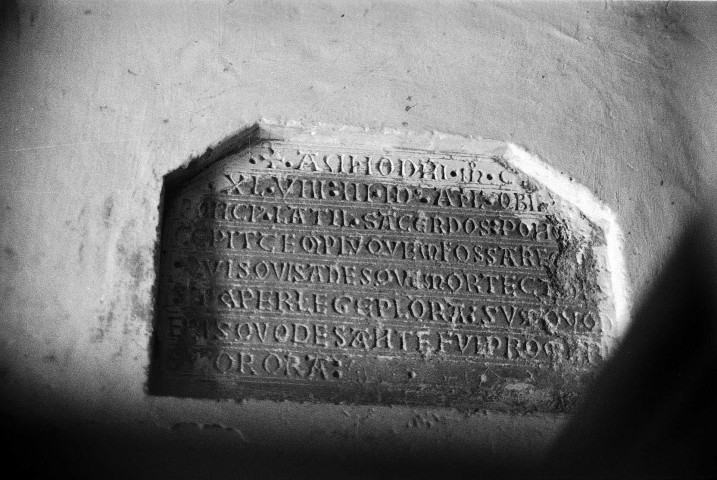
[148,122,623,412]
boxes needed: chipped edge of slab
[501,144,629,355]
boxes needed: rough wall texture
[1,0,716,473]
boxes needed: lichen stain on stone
[117,221,154,306]
[92,216,156,344]
[2,246,20,276]
[118,247,146,289]
[103,196,114,227]
[92,309,115,343]
[617,1,691,40]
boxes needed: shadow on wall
[541,203,717,478]
[146,125,264,401]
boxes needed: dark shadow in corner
[542,205,717,478]
[0,409,525,480]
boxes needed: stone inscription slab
[150,125,614,412]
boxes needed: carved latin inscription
[151,129,610,412]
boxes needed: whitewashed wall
[1,0,716,471]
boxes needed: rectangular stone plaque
[149,123,618,412]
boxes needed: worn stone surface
[151,123,618,412]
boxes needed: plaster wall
[1,0,716,473]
